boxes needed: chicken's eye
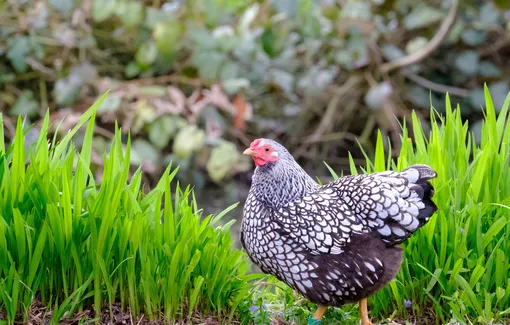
[265,148,270,152]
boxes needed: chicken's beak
[243,148,257,157]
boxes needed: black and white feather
[275,164,437,251]
[240,139,437,307]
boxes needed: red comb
[250,139,263,148]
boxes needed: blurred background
[1,0,509,247]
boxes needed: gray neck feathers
[250,157,318,209]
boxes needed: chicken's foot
[359,298,374,325]
[308,306,327,324]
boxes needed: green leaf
[340,1,372,20]
[448,21,465,42]
[144,7,173,29]
[268,69,295,95]
[49,0,75,12]
[130,139,160,167]
[191,51,224,81]
[406,85,436,109]
[468,265,485,288]
[53,62,97,106]
[97,94,122,113]
[172,125,205,159]
[93,0,117,22]
[482,216,507,248]
[461,29,488,46]
[298,66,338,97]
[148,115,181,149]
[479,2,501,26]
[470,88,486,111]
[206,141,239,183]
[124,61,140,78]
[405,36,428,54]
[7,36,44,73]
[153,21,182,55]
[10,90,39,117]
[272,0,298,17]
[116,0,144,28]
[455,51,480,76]
[0,113,4,154]
[456,275,483,315]
[189,28,217,49]
[404,5,446,30]
[478,61,501,77]
[381,44,406,61]
[221,78,251,95]
[323,162,339,180]
[487,82,510,112]
[471,82,510,112]
[135,40,158,68]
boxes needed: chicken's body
[240,139,437,323]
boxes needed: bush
[324,86,510,323]
[0,93,256,324]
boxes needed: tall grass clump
[0,93,256,324]
[328,86,510,324]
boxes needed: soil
[5,300,234,325]
[4,301,506,325]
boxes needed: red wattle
[253,157,266,167]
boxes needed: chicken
[240,138,437,325]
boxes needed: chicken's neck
[250,159,319,209]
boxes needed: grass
[247,277,361,325]
[318,85,510,324]
[0,93,259,324]
[1,86,509,325]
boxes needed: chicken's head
[242,138,280,167]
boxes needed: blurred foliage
[0,0,510,186]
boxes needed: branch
[380,0,459,74]
[305,75,363,144]
[479,38,510,57]
[403,70,471,97]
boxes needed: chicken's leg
[308,306,327,324]
[359,298,373,325]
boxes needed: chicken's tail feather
[402,164,438,226]
[372,164,438,246]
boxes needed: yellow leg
[359,298,373,325]
[313,305,328,320]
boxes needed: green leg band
[308,315,322,325]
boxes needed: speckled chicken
[240,138,437,325]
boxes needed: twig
[359,114,376,144]
[25,57,55,78]
[94,125,115,138]
[305,75,363,144]
[39,77,48,116]
[13,71,43,82]
[403,70,471,97]
[1,115,16,139]
[382,99,403,154]
[292,76,361,159]
[380,0,458,74]
[479,38,510,57]
[303,131,360,144]
[135,313,143,325]
[134,74,207,88]
[227,128,252,147]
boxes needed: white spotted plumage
[240,139,437,306]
